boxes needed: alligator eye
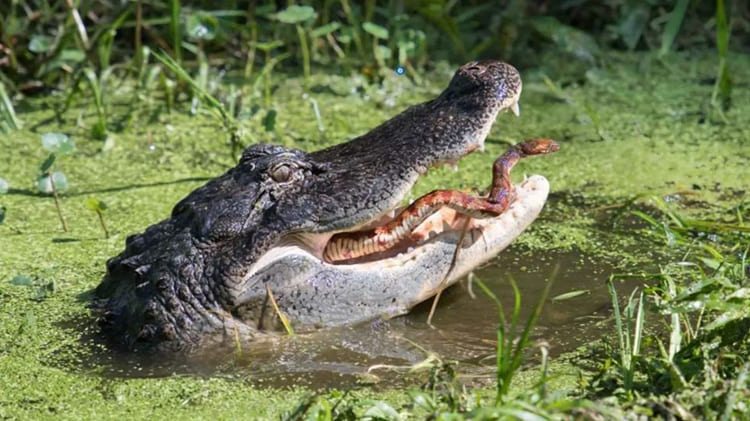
[270,164,292,182]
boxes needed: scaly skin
[93,60,551,353]
[323,139,559,262]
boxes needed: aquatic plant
[273,5,317,84]
[84,197,109,239]
[37,133,75,232]
[153,50,241,156]
[1,1,745,97]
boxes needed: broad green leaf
[39,153,56,173]
[41,132,75,155]
[85,197,107,212]
[363,401,400,419]
[275,5,316,24]
[37,171,68,194]
[11,275,33,286]
[310,22,341,38]
[186,12,218,41]
[362,22,389,40]
[0,178,8,194]
[28,35,54,53]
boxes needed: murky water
[86,249,630,388]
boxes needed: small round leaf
[186,12,218,41]
[10,275,34,286]
[362,22,389,40]
[29,35,54,53]
[310,22,341,38]
[275,5,317,24]
[37,171,68,194]
[41,133,75,155]
[85,197,107,212]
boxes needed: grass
[0,1,749,417]
[0,82,21,132]
[475,276,553,403]
[1,51,749,418]
[606,280,644,395]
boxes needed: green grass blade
[607,278,625,364]
[632,290,644,357]
[153,50,225,119]
[82,68,107,139]
[169,0,182,64]
[0,82,21,131]
[659,0,689,56]
[712,0,732,114]
[510,274,553,383]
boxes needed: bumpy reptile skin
[93,61,527,352]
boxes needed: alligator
[94,60,557,352]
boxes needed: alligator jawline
[247,189,510,272]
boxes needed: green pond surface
[1,50,748,418]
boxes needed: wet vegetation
[1,0,749,419]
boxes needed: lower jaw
[325,175,550,271]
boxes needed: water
[86,249,627,388]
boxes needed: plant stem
[134,0,143,68]
[48,172,68,232]
[96,210,109,238]
[712,0,731,116]
[244,18,257,80]
[296,24,311,84]
[65,0,90,49]
[169,0,182,64]
[339,0,364,58]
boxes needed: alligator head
[94,60,551,352]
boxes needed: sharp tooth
[510,101,520,117]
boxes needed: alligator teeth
[510,101,520,117]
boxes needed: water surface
[90,249,624,388]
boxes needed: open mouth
[320,137,557,265]
[244,138,556,283]
[322,198,485,265]
[243,98,556,281]
[271,174,552,274]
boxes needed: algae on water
[0,51,749,418]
